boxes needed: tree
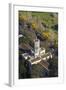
[48,58,58,77]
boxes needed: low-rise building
[40,47,45,56]
[22,53,29,60]
[31,57,41,65]
[19,34,23,38]
[21,38,52,65]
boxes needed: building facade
[34,38,40,58]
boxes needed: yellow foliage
[42,31,50,40]
[31,22,37,30]
[19,15,27,21]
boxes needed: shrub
[42,31,50,40]
[31,22,37,30]
[19,15,27,22]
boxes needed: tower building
[34,38,40,58]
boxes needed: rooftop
[22,53,29,57]
[41,52,52,58]
[19,34,23,38]
[31,57,41,63]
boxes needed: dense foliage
[19,11,58,78]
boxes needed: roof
[22,53,29,57]
[31,57,41,63]
[19,34,23,38]
[41,52,52,58]
[34,38,40,42]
